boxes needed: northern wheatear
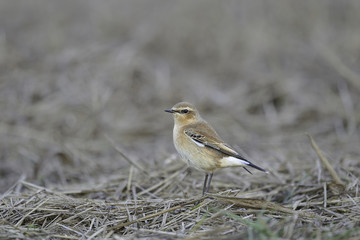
[165,102,266,195]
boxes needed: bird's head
[165,102,201,125]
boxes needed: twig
[137,169,183,196]
[127,165,134,195]
[105,134,148,174]
[51,235,78,240]
[323,182,327,208]
[161,199,212,229]
[185,226,233,240]
[318,44,360,93]
[107,197,206,230]
[63,207,94,223]
[307,134,344,185]
[126,227,185,237]
[0,175,26,200]
[209,194,316,218]
[15,198,49,227]
[284,214,298,239]
[56,223,85,238]
[88,226,107,240]
[285,197,360,207]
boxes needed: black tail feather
[246,161,267,173]
[243,167,253,174]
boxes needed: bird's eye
[181,109,189,114]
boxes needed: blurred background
[1,0,359,192]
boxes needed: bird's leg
[205,173,213,194]
[202,173,209,196]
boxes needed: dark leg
[202,173,209,196]
[205,173,213,194]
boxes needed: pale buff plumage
[165,102,266,195]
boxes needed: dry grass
[1,0,360,239]
[1,153,359,239]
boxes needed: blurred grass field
[0,0,359,239]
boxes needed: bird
[165,102,266,195]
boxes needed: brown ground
[0,1,359,239]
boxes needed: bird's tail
[221,156,267,173]
[246,161,267,173]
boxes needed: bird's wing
[184,127,247,161]
[184,125,267,173]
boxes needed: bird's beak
[164,109,176,113]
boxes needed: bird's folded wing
[184,128,248,161]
